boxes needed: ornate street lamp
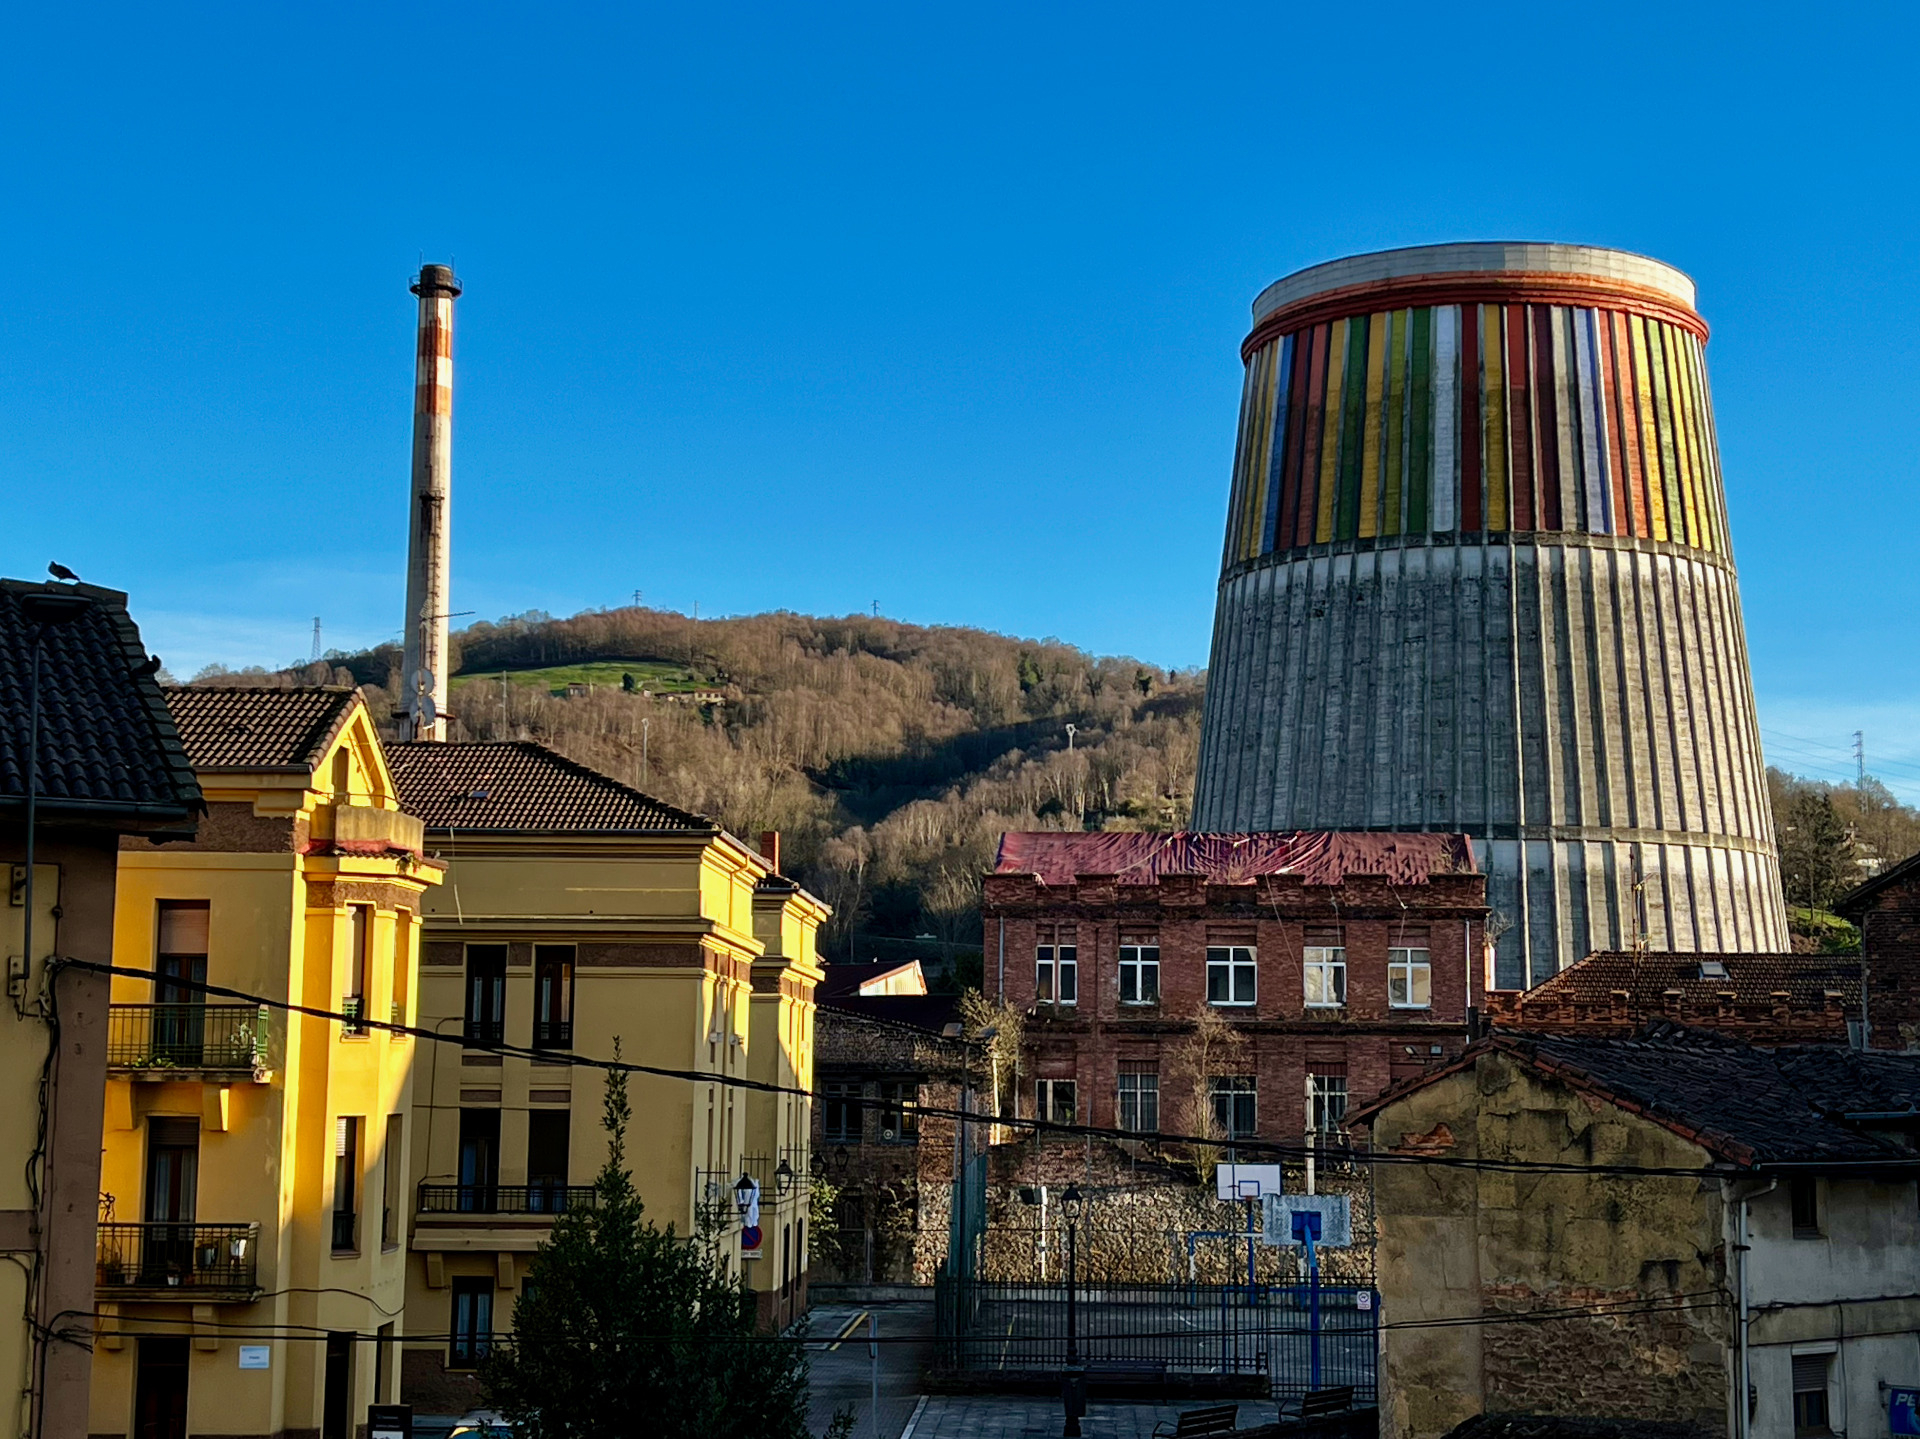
[1060,1183,1086,1437]
[773,1157,796,1197]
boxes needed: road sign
[1891,1387,1920,1436]
[1264,1194,1352,1248]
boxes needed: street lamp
[733,1172,756,1215]
[773,1157,795,1197]
[1059,1183,1085,1437]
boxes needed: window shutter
[1791,1352,1830,1392]
[158,902,210,954]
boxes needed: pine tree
[481,1045,832,1439]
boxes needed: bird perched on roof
[48,562,80,582]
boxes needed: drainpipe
[997,918,1005,1002]
[1735,1177,1777,1439]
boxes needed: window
[822,1082,860,1143]
[1036,941,1078,1006]
[332,1117,361,1252]
[464,944,506,1044]
[343,906,371,1035]
[533,945,575,1049]
[1309,1074,1349,1134]
[1304,946,1348,1008]
[154,902,210,1063]
[1119,939,1160,1006]
[1037,1079,1077,1125]
[877,1082,918,1143]
[1389,948,1432,1009]
[457,1109,499,1212]
[527,1110,571,1211]
[1209,1077,1257,1139]
[1117,1068,1159,1133]
[391,910,413,1030]
[1791,1350,1832,1435]
[380,1114,404,1248]
[449,1279,493,1369]
[1790,1178,1821,1239]
[1206,946,1256,1006]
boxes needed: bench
[1150,1404,1239,1437]
[1297,1386,1355,1418]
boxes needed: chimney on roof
[399,263,462,743]
[760,830,780,873]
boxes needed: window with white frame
[1388,947,1432,1008]
[1037,1079,1077,1125]
[1116,1066,1159,1133]
[1036,936,1078,1006]
[1303,945,1347,1007]
[1308,1073,1348,1133]
[1790,1350,1833,1436]
[1118,937,1160,1005]
[1205,946,1256,1006]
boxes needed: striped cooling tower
[1191,243,1787,986]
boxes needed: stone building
[1354,1026,1920,1439]
[983,831,1489,1147]
[1837,854,1920,1049]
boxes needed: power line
[64,960,1920,1182]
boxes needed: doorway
[133,1338,188,1439]
[321,1332,352,1439]
[457,1110,499,1212]
[143,1118,198,1284]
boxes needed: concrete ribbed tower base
[1191,243,1787,986]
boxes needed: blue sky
[3,3,1917,795]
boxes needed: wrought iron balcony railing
[532,1019,573,1049]
[463,1018,505,1045]
[106,1005,265,1073]
[95,1222,259,1295]
[416,1182,597,1215]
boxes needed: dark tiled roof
[1512,950,1860,1011]
[0,580,201,828]
[819,994,962,1036]
[1836,849,1920,917]
[994,830,1477,886]
[387,741,712,834]
[1472,1028,1920,1166]
[163,686,360,771]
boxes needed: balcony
[417,1182,597,1215]
[463,1018,504,1046]
[323,803,425,857]
[106,1005,266,1077]
[532,1019,572,1050]
[95,1222,260,1299]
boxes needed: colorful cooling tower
[1191,243,1787,985]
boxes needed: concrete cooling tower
[1191,243,1787,986]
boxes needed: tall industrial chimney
[399,263,461,741]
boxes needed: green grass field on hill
[449,659,702,697]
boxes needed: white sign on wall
[238,1346,270,1370]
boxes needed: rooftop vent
[1697,960,1729,980]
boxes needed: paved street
[903,1396,1283,1438]
[805,1301,934,1439]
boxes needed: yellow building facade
[383,741,823,1417]
[90,688,440,1439]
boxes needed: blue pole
[1306,1233,1321,1391]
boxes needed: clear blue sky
[4,3,1916,795]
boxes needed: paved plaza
[902,1395,1284,1438]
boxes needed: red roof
[992,831,1477,887]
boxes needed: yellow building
[91,687,441,1439]
[383,741,824,1417]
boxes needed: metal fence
[105,1004,264,1071]
[96,1222,259,1294]
[933,1275,1377,1401]
[417,1183,597,1214]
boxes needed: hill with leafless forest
[189,604,1920,966]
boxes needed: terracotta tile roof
[387,741,712,834]
[993,830,1477,887]
[0,580,201,828]
[1357,1024,1920,1168]
[1508,950,1861,1011]
[163,686,360,772]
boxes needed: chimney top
[759,831,781,873]
[411,264,463,299]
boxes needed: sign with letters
[237,1346,270,1370]
[1890,1387,1920,1436]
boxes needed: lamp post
[1060,1182,1085,1437]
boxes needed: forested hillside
[193,604,1920,962]
[212,607,1205,962]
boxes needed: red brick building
[982,831,1489,1146]
[1838,853,1920,1049]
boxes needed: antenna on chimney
[400,262,462,741]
